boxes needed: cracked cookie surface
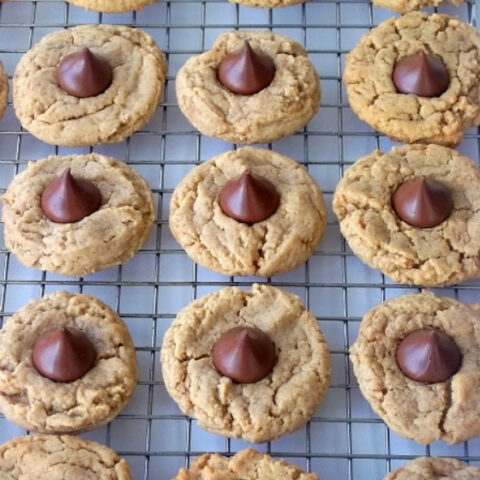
[0,61,7,121]
[0,291,137,434]
[384,456,480,479]
[161,284,331,443]
[173,448,319,480]
[351,292,480,445]
[65,0,156,12]
[0,434,132,479]
[333,144,480,287]
[169,147,326,277]
[176,31,320,144]
[2,153,155,277]
[13,24,166,146]
[343,12,480,146]
[372,0,462,13]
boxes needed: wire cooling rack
[0,1,480,479]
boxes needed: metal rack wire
[0,0,479,479]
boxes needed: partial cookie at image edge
[0,291,138,434]
[173,448,319,480]
[0,60,8,121]
[343,12,480,146]
[65,0,156,12]
[351,291,480,445]
[384,456,480,479]
[333,143,480,287]
[1,153,155,277]
[228,0,307,7]
[0,434,132,479]
[372,0,462,13]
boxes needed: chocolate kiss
[56,47,113,98]
[219,170,280,223]
[217,41,275,95]
[41,168,101,223]
[396,329,462,384]
[212,326,276,383]
[393,51,449,98]
[392,176,453,228]
[32,327,97,383]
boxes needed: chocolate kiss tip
[217,40,275,95]
[212,326,276,384]
[41,167,101,224]
[56,46,113,98]
[392,176,453,228]
[219,170,280,224]
[237,327,251,343]
[393,50,449,98]
[32,326,96,383]
[241,41,257,61]
[396,329,462,384]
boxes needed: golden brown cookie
[384,457,480,479]
[0,434,132,479]
[173,449,319,480]
[333,144,480,287]
[372,0,462,13]
[169,147,326,277]
[161,284,331,443]
[2,153,155,277]
[343,13,480,146]
[228,0,306,7]
[351,292,480,445]
[66,0,155,13]
[176,31,320,144]
[0,60,7,121]
[0,291,137,434]
[13,25,166,147]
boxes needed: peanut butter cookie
[0,434,132,479]
[176,31,320,144]
[66,0,155,13]
[2,153,155,277]
[13,25,166,146]
[0,60,7,121]
[333,144,480,287]
[343,13,480,146]
[384,457,480,479]
[372,0,462,13]
[173,448,319,480]
[161,284,331,443]
[228,0,306,7]
[170,147,326,277]
[0,291,137,434]
[351,292,480,445]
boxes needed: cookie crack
[254,224,269,272]
[439,378,452,438]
